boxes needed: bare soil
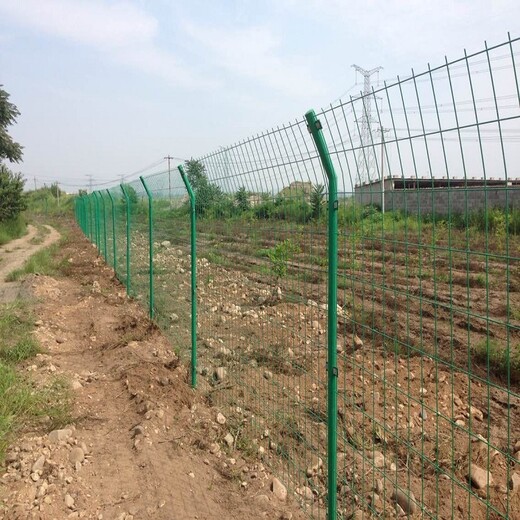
[0,225,61,303]
[0,227,304,520]
[130,219,520,520]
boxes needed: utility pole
[351,64,383,185]
[164,155,174,208]
[86,175,94,193]
[33,177,37,191]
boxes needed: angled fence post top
[306,107,339,520]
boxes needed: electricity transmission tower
[351,65,383,185]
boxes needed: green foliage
[0,364,72,462]
[25,186,74,217]
[0,165,27,222]
[272,199,311,223]
[253,200,275,220]
[50,182,64,200]
[266,239,300,280]
[184,159,225,217]
[0,87,26,226]
[0,301,39,364]
[0,215,26,245]
[472,339,520,382]
[121,184,138,205]
[184,158,207,191]
[310,183,325,220]
[235,186,250,212]
[0,85,23,163]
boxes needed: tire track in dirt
[0,225,61,303]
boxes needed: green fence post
[79,198,83,232]
[94,191,102,252]
[106,189,117,274]
[120,184,131,295]
[97,191,104,257]
[140,176,154,320]
[178,164,197,388]
[101,192,108,262]
[85,196,90,236]
[305,109,339,520]
[87,195,93,241]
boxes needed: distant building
[278,181,313,202]
[355,176,520,215]
[248,194,264,207]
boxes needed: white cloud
[0,0,156,48]
[278,0,518,65]
[183,22,325,98]
[0,0,211,88]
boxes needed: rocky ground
[3,219,519,520]
[141,229,520,519]
[0,227,305,520]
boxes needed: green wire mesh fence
[75,35,520,519]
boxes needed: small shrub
[265,239,300,280]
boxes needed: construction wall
[355,179,520,214]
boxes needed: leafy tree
[78,189,87,197]
[184,159,224,216]
[121,184,138,204]
[235,186,250,212]
[311,183,325,220]
[0,86,26,222]
[0,86,23,163]
[185,159,207,192]
[0,165,27,221]
[50,182,63,199]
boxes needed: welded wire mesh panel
[144,169,192,354]
[107,186,127,288]
[101,190,115,271]
[98,191,108,262]
[317,36,520,519]
[72,34,520,520]
[191,121,330,518]
[125,177,151,304]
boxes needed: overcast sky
[0,0,517,191]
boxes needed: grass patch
[0,367,72,459]
[0,301,72,462]
[0,301,40,363]
[472,339,520,382]
[6,243,64,282]
[0,216,27,246]
[204,250,231,268]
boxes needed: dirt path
[0,227,303,520]
[0,224,61,303]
